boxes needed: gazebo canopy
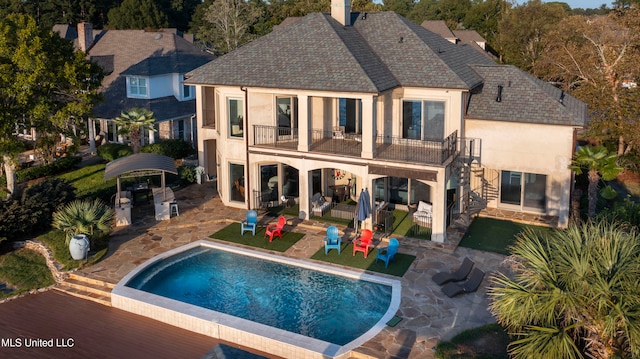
[104,153,177,180]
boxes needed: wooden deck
[0,290,278,359]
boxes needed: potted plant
[195,166,205,184]
[52,199,115,260]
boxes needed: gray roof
[466,65,588,127]
[186,12,495,92]
[421,21,457,42]
[53,24,77,41]
[104,153,177,180]
[86,29,215,120]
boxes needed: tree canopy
[0,14,103,197]
[490,220,640,359]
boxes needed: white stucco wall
[465,119,576,226]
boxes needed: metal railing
[375,130,458,165]
[253,125,298,150]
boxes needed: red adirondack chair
[265,216,286,242]
[352,229,373,258]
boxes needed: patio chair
[352,229,373,258]
[375,238,399,268]
[240,210,258,236]
[265,215,286,242]
[441,268,485,298]
[432,257,474,286]
[323,226,342,255]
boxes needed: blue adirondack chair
[376,238,399,268]
[240,210,258,236]
[323,226,342,255]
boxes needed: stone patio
[78,182,512,359]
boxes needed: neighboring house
[186,1,587,243]
[421,20,496,59]
[54,23,215,153]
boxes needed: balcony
[375,130,458,165]
[252,125,462,166]
[253,125,298,150]
[309,129,362,157]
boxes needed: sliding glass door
[500,170,546,212]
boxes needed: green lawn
[435,323,510,359]
[56,163,118,200]
[0,248,55,299]
[311,244,415,277]
[458,217,551,255]
[210,222,304,252]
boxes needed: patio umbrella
[355,188,371,232]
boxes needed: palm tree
[114,108,157,153]
[488,220,640,359]
[570,145,622,219]
[52,199,115,245]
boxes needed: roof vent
[362,13,367,20]
[399,37,403,43]
[155,33,163,40]
[496,85,503,103]
[559,90,566,105]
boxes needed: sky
[542,0,613,9]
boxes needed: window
[228,97,244,138]
[276,97,297,129]
[183,85,192,99]
[183,76,193,99]
[128,76,148,97]
[500,171,546,211]
[339,98,362,134]
[402,100,445,140]
[230,163,245,202]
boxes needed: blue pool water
[125,246,393,346]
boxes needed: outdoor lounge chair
[240,210,258,236]
[353,229,373,258]
[265,215,286,242]
[323,226,342,255]
[375,238,399,268]
[441,268,485,298]
[432,257,474,286]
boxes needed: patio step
[53,273,114,307]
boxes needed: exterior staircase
[53,273,114,307]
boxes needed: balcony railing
[252,126,469,166]
[375,130,457,165]
[253,125,298,150]
[309,129,362,157]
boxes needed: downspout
[189,114,196,148]
[241,86,250,210]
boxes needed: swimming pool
[112,240,401,359]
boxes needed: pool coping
[112,239,402,359]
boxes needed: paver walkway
[75,182,509,359]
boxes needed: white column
[431,169,448,243]
[297,94,310,152]
[88,118,96,154]
[361,96,375,159]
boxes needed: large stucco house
[55,23,215,152]
[185,1,587,243]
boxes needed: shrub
[142,139,194,159]
[14,156,82,183]
[177,165,197,185]
[96,143,133,161]
[0,178,76,240]
[52,198,114,245]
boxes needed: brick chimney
[331,0,351,26]
[77,22,93,52]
